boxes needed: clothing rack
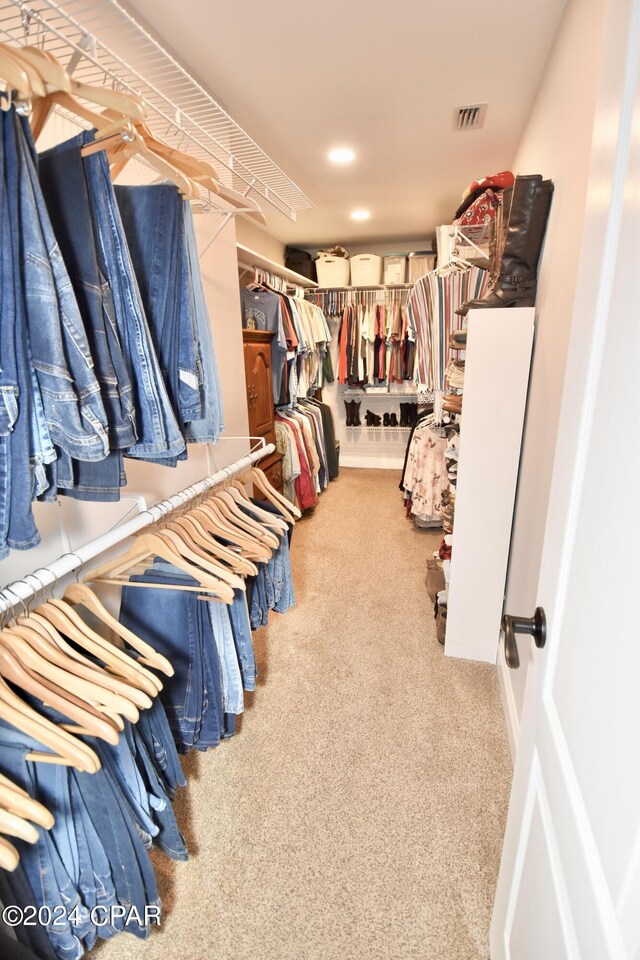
[307,285,411,312]
[236,243,318,291]
[0,443,275,618]
[0,0,314,221]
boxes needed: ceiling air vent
[454,103,488,131]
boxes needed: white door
[490,1,640,958]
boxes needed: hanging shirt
[241,288,287,403]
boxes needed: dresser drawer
[260,452,283,493]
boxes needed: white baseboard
[340,456,405,469]
[497,650,519,766]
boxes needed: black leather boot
[365,409,373,426]
[389,412,398,426]
[344,400,353,426]
[383,412,390,427]
[407,403,418,427]
[457,175,554,316]
[372,412,381,426]
[352,401,361,426]
[366,410,381,426]
[399,403,409,427]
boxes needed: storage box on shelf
[383,254,407,284]
[350,254,383,285]
[407,250,436,281]
[316,256,350,286]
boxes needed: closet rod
[0,442,275,618]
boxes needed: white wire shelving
[0,0,315,221]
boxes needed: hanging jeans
[119,564,224,753]
[81,131,185,462]
[38,131,138,500]
[182,202,224,444]
[0,106,110,556]
[115,184,203,453]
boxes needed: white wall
[0,115,249,591]
[500,0,605,745]
[236,218,286,264]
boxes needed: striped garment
[407,265,489,390]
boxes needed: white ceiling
[128,0,566,246]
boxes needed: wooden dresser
[242,329,283,492]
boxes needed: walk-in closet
[0,1,637,958]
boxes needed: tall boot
[344,400,353,426]
[352,400,361,426]
[407,403,418,427]
[457,175,554,316]
[399,403,409,427]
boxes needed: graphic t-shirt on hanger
[241,288,287,403]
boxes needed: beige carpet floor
[97,468,512,960]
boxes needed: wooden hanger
[150,528,236,602]
[82,123,200,199]
[162,519,246,591]
[178,511,258,576]
[226,482,288,531]
[0,632,120,744]
[195,500,272,561]
[212,492,280,547]
[0,836,19,871]
[34,600,157,703]
[48,598,162,694]
[22,613,141,725]
[63,583,173,677]
[0,774,54,830]
[0,807,40,845]
[0,48,32,105]
[199,497,273,554]
[85,530,240,597]
[226,481,289,533]
[243,467,300,521]
[0,42,46,97]
[0,675,100,772]
[23,44,145,139]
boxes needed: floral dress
[403,424,449,521]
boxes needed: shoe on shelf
[383,412,390,427]
[457,175,554,317]
[344,400,354,426]
[366,410,381,426]
[406,403,419,427]
[389,412,398,426]
[352,400,361,426]
[399,403,409,427]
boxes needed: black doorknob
[501,607,547,669]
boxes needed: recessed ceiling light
[350,209,370,221]
[328,147,355,164]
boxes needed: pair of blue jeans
[37,132,138,501]
[115,184,203,443]
[0,715,162,958]
[182,202,224,444]
[119,564,224,753]
[81,131,185,463]
[247,503,295,628]
[0,106,110,556]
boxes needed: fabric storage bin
[407,251,436,282]
[285,247,317,282]
[350,254,382,286]
[316,256,350,287]
[383,254,407,284]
